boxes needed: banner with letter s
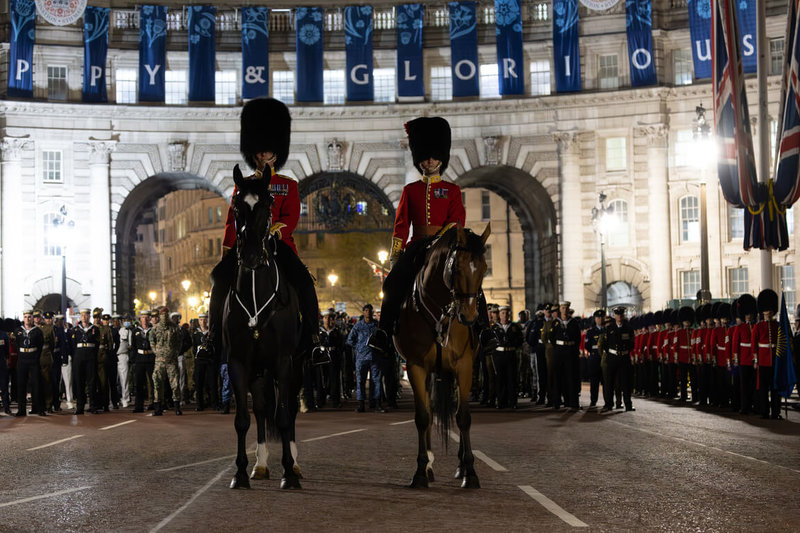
[241,7,269,100]
[626,0,656,87]
[495,0,524,95]
[188,6,216,102]
[83,6,110,103]
[139,5,167,102]
[449,2,479,98]
[345,5,373,101]
[397,4,424,98]
[296,7,324,102]
[688,0,712,79]
[734,0,756,74]
[8,0,36,98]
[553,0,581,92]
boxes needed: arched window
[606,199,629,247]
[680,196,700,242]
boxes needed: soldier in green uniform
[35,310,55,412]
[150,307,183,416]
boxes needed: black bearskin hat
[737,294,757,319]
[240,98,291,172]
[757,289,778,314]
[718,302,731,321]
[711,302,722,320]
[679,306,695,325]
[653,310,663,325]
[730,298,739,321]
[405,117,451,175]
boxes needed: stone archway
[114,172,228,313]
[584,257,651,313]
[298,171,397,228]
[454,165,558,307]
[25,277,88,312]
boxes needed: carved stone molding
[89,140,117,165]
[0,137,31,161]
[327,138,344,171]
[483,136,499,166]
[553,131,578,153]
[637,123,669,145]
[168,141,188,173]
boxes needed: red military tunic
[732,322,755,367]
[674,328,692,364]
[658,329,670,362]
[391,175,466,256]
[711,325,730,368]
[648,330,660,362]
[752,320,778,368]
[223,169,300,256]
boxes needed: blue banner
[625,0,656,87]
[188,6,215,102]
[345,6,374,101]
[449,2,479,98]
[775,293,797,398]
[241,7,269,100]
[397,4,424,98]
[8,0,35,98]
[82,7,110,103]
[688,0,712,79]
[553,0,581,92]
[495,0,524,95]
[139,5,167,103]
[296,7,324,102]
[734,0,756,74]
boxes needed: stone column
[555,131,584,311]
[641,124,672,309]
[1,138,29,316]
[89,141,116,309]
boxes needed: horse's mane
[436,226,486,256]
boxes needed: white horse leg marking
[291,440,303,477]
[427,450,435,470]
[255,442,268,467]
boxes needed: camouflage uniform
[149,317,182,409]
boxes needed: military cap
[79,308,91,314]
[111,314,121,320]
[711,301,723,320]
[170,312,181,319]
[613,306,626,316]
[43,311,54,319]
[92,307,103,317]
[23,310,33,316]
[593,309,606,318]
[694,304,707,323]
[149,309,159,317]
[102,313,111,320]
[321,308,336,317]
[718,302,732,320]
[241,98,291,172]
[405,117,451,176]
[679,306,695,325]
[737,294,757,319]
[198,312,208,319]
[54,314,65,320]
[139,309,151,318]
[653,310,663,325]
[498,305,511,311]
[757,289,778,314]
[159,306,170,315]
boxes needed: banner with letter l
[397,4,424,98]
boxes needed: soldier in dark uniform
[525,306,546,404]
[130,310,155,413]
[103,313,121,409]
[602,307,636,412]
[313,308,345,408]
[584,309,606,407]
[192,313,217,411]
[14,311,45,416]
[550,301,581,410]
[0,318,11,414]
[490,305,524,409]
[49,313,68,412]
[92,308,113,411]
[69,308,101,414]
[34,310,55,413]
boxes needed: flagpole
[757,0,774,291]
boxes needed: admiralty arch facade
[0,0,794,317]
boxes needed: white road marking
[472,450,508,472]
[0,486,92,508]
[448,429,460,443]
[301,428,366,442]
[157,454,238,472]
[26,434,84,451]
[150,466,229,533]
[99,420,136,431]
[610,421,800,475]
[389,419,415,426]
[518,485,589,528]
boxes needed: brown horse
[393,224,490,489]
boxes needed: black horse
[224,165,305,490]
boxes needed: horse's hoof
[280,476,302,490]
[293,464,303,479]
[454,466,465,479]
[250,465,269,480]
[409,474,429,489]
[426,467,435,482]
[461,475,481,489]
[230,473,251,489]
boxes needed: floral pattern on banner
[397,4,423,46]
[12,0,36,41]
[242,7,269,46]
[448,1,476,40]
[344,5,372,46]
[296,7,324,46]
[84,7,109,44]
[494,0,521,35]
[141,5,167,48]
[189,6,215,45]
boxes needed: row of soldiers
[0,306,226,417]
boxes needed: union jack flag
[774,0,800,208]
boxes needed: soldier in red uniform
[711,302,732,408]
[732,294,757,414]
[369,117,483,353]
[208,98,319,355]
[752,289,781,419]
[674,307,694,402]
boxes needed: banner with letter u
[397,4,424,99]
[552,0,581,92]
[296,7,324,102]
[82,6,109,103]
[241,7,269,100]
[734,0,756,74]
[449,1,479,98]
[8,0,36,98]
[625,0,656,87]
[345,6,373,101]
[188,6,215,102]
[688,0,712,79]
[139,5,167,102]
[495,0,524,95]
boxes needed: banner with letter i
[345,5,374,102]
[397,4,424,99]
[83,6,110,103]
[449,1,479,98]
[553,0,581,92]
[241,7,270,100]
[8,0,36,98]
[495,0,524,95]
[296,7,324,102]
[139,5,168,103]
[626,0,656,87]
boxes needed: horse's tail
[431,371,455,451]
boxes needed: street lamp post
[694,104,713,303]
[52,207,74,316]
[148,291,157,310]
[591,193,613,311]
[327,272,338,307]
[181,279,191,322]
[377,249,388,300]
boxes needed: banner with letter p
[241,7,269,100]
[626,0,656,87]
[83,6,110,103]
[345,5,373,101]
[9,0,36,98]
